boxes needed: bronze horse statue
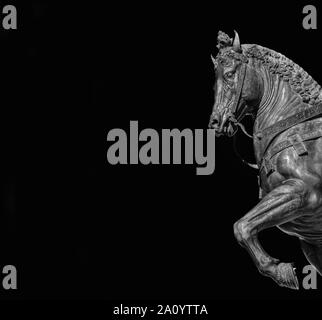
[209,31,322,289]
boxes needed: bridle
[219,60,259,169]
[226,62,254,139]
[210,30,258,169]
[229,63,247,124]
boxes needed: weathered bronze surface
[209,30,322,289]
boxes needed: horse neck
[253,66,304,134]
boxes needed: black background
[1,1,322,300]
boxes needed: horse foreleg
[234,178,310,289]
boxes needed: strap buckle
[263,157,275,176]
[287,133,308,156]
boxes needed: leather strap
[260,128,322,176]
[256,102,322,141]
[231,63,247,117]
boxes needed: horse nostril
[209,116,219,129]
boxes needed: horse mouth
[209,118,237,137]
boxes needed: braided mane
[244,44,322,105]
[215,31,322,105]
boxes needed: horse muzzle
[209,112,238,137]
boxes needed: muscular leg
[234,178,310,289]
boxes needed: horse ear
[211,55,217,67]
[217,31,232,49]
[233,30,241,52]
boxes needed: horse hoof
[274,262,299,290]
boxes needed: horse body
[253,46,322,247]
[264,119,322,241]
[210,31,322,289]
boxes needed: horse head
[209,31,262,137]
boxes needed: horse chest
[257,119,322,192]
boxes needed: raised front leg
[234,178,311,289]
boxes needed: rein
[230,63,247,117]
[233,134,259,170]
[228,62,254,139]
[230,63,259,169]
